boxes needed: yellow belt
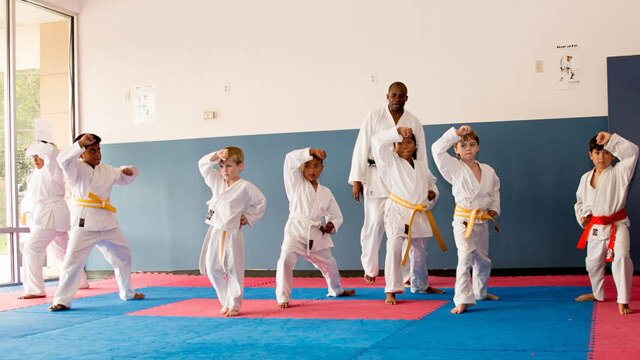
[454,205,499,238]
[389,193,447,266]
[220,231,227,265]
[73,192,116,213]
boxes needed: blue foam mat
[0,285,596,360]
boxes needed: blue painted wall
[87,116,610,271]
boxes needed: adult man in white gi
[349,82,427,283]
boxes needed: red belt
[577,208,627,262]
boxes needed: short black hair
[589,135,604,152]
[74,133,102,146]
[388,81,407,93]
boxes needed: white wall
[39,0,79,14]
[68,0,640,144]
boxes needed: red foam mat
[127,298,448,320]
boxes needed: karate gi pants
[360,196,386,277]
[275,239,344,303]
[53,227,135,307]
[453,221,492,307]
[203,226,245,311]
[21,227,88,296]
[384,234,429,294]
[585,223,633,304]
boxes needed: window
[0,0,75,285]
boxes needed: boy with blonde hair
[432,125,500,314]
[574,131,638,315]
[198,146,266,317]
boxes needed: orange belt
[389,193,447,266]
[577,208,627,262]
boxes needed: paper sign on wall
[555,44,582,90]
[134,84,157,124]
[34,118,53,142]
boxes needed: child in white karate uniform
[432,126,500,314]
[19,141,88,299]
[574,132,638,315]
[372,127,445,305]
[275,148,355,308]
[198,146,266,317]
[49,133,144,311]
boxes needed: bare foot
[220,306,229,314]
[450,304,469,314]
[618,303,633,315]
[48,303,69,311]
[385,293,397,305]
[575,293,597,302]
[420,287,445,294]
[340,289,356,297]
[485,293,500,300]
[225,309,239,317]
[78,283,90,290]
[364,274,375,284]
[133,293,145,300]
[404,280,411,287]
[18,294,46,300]
[277,302,289,309]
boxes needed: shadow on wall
[89,116,608,273]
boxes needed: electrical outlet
[535,60,543,73]
[223,83,231,94]
[369,73,377,85]
[203,110,216,120]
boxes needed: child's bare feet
[225,309,239,317]
[485,293,499,300]
[277,302,289,309]
[364,274,375,284]
[133,293,145,300]
[618,303,633,315]
[48,303,69,311]
[420,287,445,294]
[18,294,46,300]
[450,304,469,314]
[575,293,597,302]
[385,293,396,305]
[220,306,229,314]
[340,289,356,297]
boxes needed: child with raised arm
[275,148,355,308]
[574,132,639,315]
[372,127,446,305]
[198,146,266,317]
[432,126,500,314]
[19,141,89,300]
[49,133,144,311]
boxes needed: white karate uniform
[275,149,345,303]
[198,153,266,311]
[348,107,427,277]
[432,127,500,307]
[372,128,439,294]
[574,134,638,304]
[52,142,139,308]
[20,142,88,296]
